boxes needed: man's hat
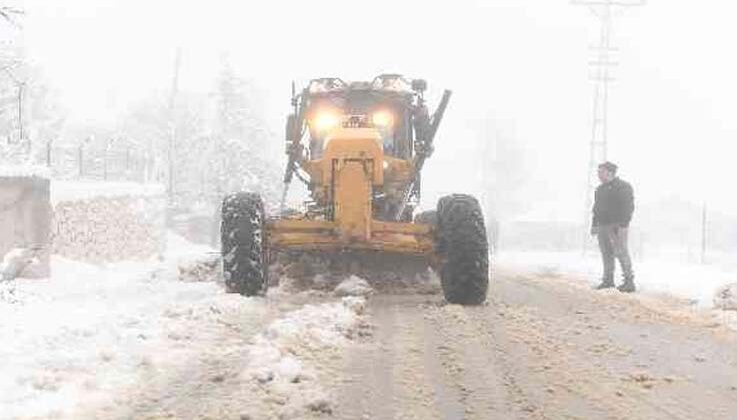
[598,161,618,173]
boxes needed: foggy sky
[13,0,737,219]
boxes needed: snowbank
[0,248,39,281]
[0,234,251,419]
[0,233,374,418]
[242,295,368,417]
[245,297,366,383]
[0,165,51,179]
[713,283,737,311]
[497,251,737,308]
[333,275,374,297]
[166,232,220,283]
[51,180,164,205]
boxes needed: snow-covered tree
[0,9,66,166]
[479,119,529,222]
[208,58,278,205]
[122,90,208,200]
[119,59,280,213]
[213,59,266,147]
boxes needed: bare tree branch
[0,6,24,27]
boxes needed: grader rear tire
[221,192,268,296]
[436,194,489,305]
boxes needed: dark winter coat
[592,177,634,227]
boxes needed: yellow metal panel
[383,156,415,182]
[322,129,384,186]
[268,219,334,232]
[334,159,372,241]
[372,221,433,235]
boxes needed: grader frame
[221,75,489,305]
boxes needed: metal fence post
[46,140,52,167]
[701,202,708,264]
[78,144,84,179]
[125,147,131,173]
[103,148,108,181]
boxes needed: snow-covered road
[2,238,737,419]
[327,273,737,419]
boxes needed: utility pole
[701,202,707,264]
[573,0,646,253]
[167,47,182,203]
[2,66,25,145]
[17,80,24,142]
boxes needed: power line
[573,0,646,253]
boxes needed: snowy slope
[0,233,371,419]
[496,250,737,308]
[0,236,234,418]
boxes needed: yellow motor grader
[221,75,489,304]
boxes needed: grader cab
[221,75,489,304]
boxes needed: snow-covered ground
[0,165,51,179]
[496,250,737,309]
[5,228,735,418]
[51,181,165,205]
[0,234,225,418]
[0,233,369,419]
[240,293,369,418]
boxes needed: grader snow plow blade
[266,218,438,293]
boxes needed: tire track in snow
[473,274,736,420]
[426,302,527,419]
[333,297,398,420]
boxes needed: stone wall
[50,182,166,263]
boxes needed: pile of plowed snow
[0,234,256,419]
[333,275,374,297]
[0,232,380,419]
[245,296,368,383]
[241,295,369,417]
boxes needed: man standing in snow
[591,161,636,292]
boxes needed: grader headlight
[312,110,341,132]
[372,110,394,128]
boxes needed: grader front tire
[221,192,268,296]
[436,194,489,305]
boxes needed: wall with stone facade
[50,181,166,264]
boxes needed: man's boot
[595,277,615,290]
[618,276,636,293]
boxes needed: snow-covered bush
[714,283,737,311]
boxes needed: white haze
[14,0,737,218]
